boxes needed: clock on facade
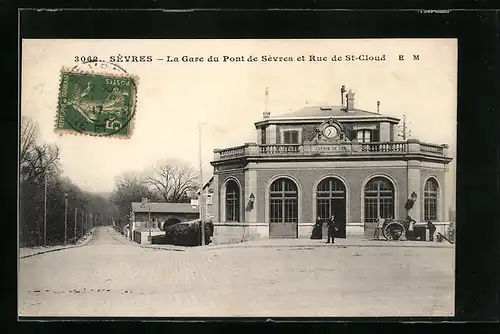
[323,125,337,139]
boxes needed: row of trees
[110,160,200,228]
[20,116,116,247]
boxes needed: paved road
[19,226,455,317]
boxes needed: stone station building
[210,88,453,241]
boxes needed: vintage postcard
[19,38,457,317]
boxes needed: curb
[139,245,186,252]
[19,228,96,259]
[196,242,455,251]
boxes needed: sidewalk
[110,227,187,251]
[142,235,455,252]
[208,235,454,250]
[19,229,95,259]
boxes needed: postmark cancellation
[55,67,138,138]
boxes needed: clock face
[323,126,337,138]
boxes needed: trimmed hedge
[151,220,213,246]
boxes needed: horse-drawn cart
[381,219,408,241]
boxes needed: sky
[21,39,457,207]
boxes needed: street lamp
[74,207,77,244]
[198,121,205,246]
[405,191,418,220]
[141,197,152,238]
[43,173,48,247]
[410,191,417,201]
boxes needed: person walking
[327,214,337,244]
[310,216,323,240]
[374,216,385,239]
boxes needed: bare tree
[20,116,60,183]
[110,171,155,226]
[115,171,148,189]
[147,160,198,203]
[20,116,37,164]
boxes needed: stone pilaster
[407,160,421,222]
[441,169,448,221]
[244,169,258,224]
[212,174,220,222]
[256,129,262,145]
[267,124,277,144]
[379,122,390,142]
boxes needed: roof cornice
[254,115,400,127]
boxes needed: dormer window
[261,128,267,144]
[283,129,300,144]
[357,130,372,143]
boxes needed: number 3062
[74,56,99,63]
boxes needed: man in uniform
[327,214,337,244]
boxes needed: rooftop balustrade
[212,139,450,162]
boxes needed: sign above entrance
[308,144,352,154]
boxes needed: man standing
[408,219,415,240]
[448,221,455,242]
[374,216,385,239]
[427,221,437,242]
[327,215,336,244]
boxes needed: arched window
[424,178,439,221]
[364,177,394,223]
[317,178,346,220]
[270,178,298,223]
[225,180,240,222]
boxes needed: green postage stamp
[55,68,138,138]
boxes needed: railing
[360,142,407,153]
[259,144,301,154]
[216,145,246,158]
[214,140,448,161]
[420,142,445,155]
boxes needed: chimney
[377,100,380,114]
[340,85,346,106]
[263,86,270,119]
[346,89,355,111]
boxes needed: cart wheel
[383,222,405,241]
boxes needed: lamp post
[64,193,68,246]
[141,198,152,238]
[81,210,84,237]
[43,173,47,247]
[74,208,77,244]
[405,191,418,220]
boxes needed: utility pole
[148,201,151,238]
[198,121,205,246]
[35,220,39,246]
[81,210,84,237]
[398,114,411,140]
[64,193,68,246]
[43,173,47,247]
[74,208,77,243]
